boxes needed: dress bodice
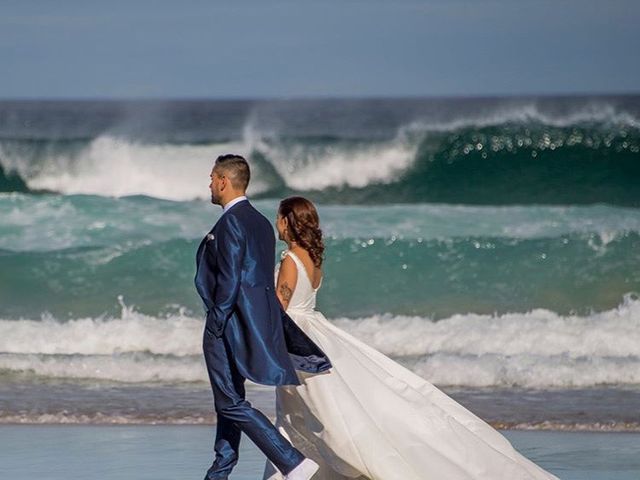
[275,250,322,314]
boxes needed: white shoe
[285,458,320,480]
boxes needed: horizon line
[1,91,640,103]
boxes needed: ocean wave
[1,296,639,388]
[408,354,640,389]
[335,293,640,359]
[1,104,639,204]
[251,133,416,191]
[0,300,201,357]
[0,352,206,383]
[0,136,258,200]
[0,133,415,199]
[0,412,215,425]
[0,163,29,193]
[0,193,212,251]
[2,194,640,251]
[401,100,640,132]
[2,414,637,431]
[1,230,638,320]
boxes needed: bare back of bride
[264,196,558,480]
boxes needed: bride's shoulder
[277,252,298,282]
[278,250,297,268]
[282,248,304,265]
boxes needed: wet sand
[2,425,640,479]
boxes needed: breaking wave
[1,100,639,204]
[1,295,639,388]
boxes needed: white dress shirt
[222,195,247,214]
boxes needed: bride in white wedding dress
[263,196,558,480]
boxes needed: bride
[263,196,558,480]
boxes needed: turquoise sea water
[2,195,639,319]
[0,97,639,427]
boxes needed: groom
[195,154,331,480]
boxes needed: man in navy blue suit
[195,154,331,480]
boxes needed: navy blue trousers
[202,330,304,479]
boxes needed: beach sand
[2,425,639,480]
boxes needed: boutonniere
[206,233,215,241]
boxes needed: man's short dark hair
[214,154,250,191]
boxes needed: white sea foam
[1,296,639,387]
[3,191,639,253]
[252,134,417,191]
[334,293,640,359]
[318,203,640,242]
[403,101,640,133]
[0,301,202,356]
[0,192,215,251]
[0,352,207,383]
[1,133,417,198]
[0,412,215,425]
[25,137,260,200]
[410,353,640,388]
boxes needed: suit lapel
[196,200,250,275]
[195,216,220,276]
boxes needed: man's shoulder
[215,207,244,233]
[229,201,266,219]
[232,202,273,234]
[220,201,263,226]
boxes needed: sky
[1,0,639,99]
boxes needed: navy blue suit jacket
[195,200,331,386]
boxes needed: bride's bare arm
[276,255,298,310]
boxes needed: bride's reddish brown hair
[279,196,324,267]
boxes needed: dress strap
[283,249,301,267]
[283,250,322,291]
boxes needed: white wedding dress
[263,250,558,480]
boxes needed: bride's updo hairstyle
[278,196,324,268]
